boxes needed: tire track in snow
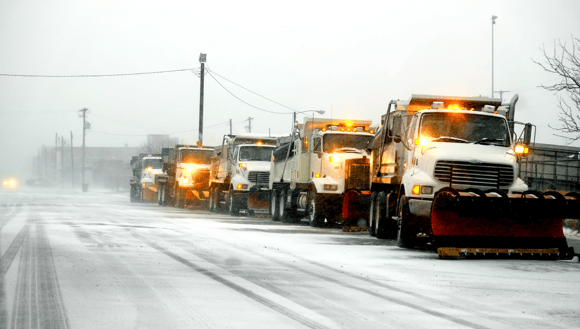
[8,220,70,329]
[148,229,492,329]
[0,222,31,275]
[133,231,332,329]
[62,222,182,328]
[146,232,399,329]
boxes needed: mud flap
[431,188,579,259]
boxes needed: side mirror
[392,116,402,137]
[523,123,532,145]
[393,135,402,143]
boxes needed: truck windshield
[180,149,213,164]
[419,112,511,146]
[143,159,162,169]
[323,133,373,153]
[238,146,275,161]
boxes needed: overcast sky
[2,0,580,180]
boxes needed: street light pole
[198,53,207,146]
[492,15,497,97]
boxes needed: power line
[0,68,195,78]
[206,69,291,115]
[207,68,299,112]
[90,120,230,137]
[0,109,78,115]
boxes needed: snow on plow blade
[431,188,579,260]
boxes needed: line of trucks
[130,94,580,260]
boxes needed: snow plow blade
[431,188,579,260]
[143,184,159,202]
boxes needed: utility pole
[494,90,509,102]
[80,108,88,192]
[198,53,207,146]
[70,131,74,188]
[245,117,254,133]
[229,119,232,135]
[491,15,497,97]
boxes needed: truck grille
[434,160,514,188]
[193,170,210,187]
[248,171,269,186]
[345,158,370,191]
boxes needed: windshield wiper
[431,136,470,143]
[333,147,363,153]
[472,138,506,145]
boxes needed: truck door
[406,115,418,171]
[310,135,322,181]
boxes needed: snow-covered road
[1,188,579,328]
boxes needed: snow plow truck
[269,117,375,226]
[130,153,163,202]
[155,145,214,207]
[357,94,578,259]
[208,134,277,215]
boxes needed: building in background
[33,145,140,191]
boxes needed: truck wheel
[228,190,240,216]
[270,190,280,222]
[368,192,377,236]
[396,195,417,248]
[308,192,324,227]
[376,191,397,239]
[209,187,216,212]
[130,186,136,203]
[280,190,297,223]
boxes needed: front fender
[231,174,252,191]
[311,176,342,194]
[401,169,438,197]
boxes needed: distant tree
[534,37,580,142]
[139,135,177,154]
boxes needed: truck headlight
[182,178,189,184]
[330,155,341,163]
[412,185,433,195]
[236,184,248,190]
[186,165,195,173]
[238,163,247,170]
[514,144,529,156]
[323,184,338,191]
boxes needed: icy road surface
[1,188,579,329]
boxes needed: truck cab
[369,94,529,245]
[209,134,277,215]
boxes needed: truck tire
[228,189,240,216]
[396,194,417,248]
[368,192,377,236]
[209,187,216,212]
[280,190,299,223]
[278,190,288,222]
[308,192,324,227]
[376,191,396,239]
[157,186,165,206]
[130,186,136,203]
[270,190,280,222]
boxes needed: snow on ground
[1,187,579,328]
